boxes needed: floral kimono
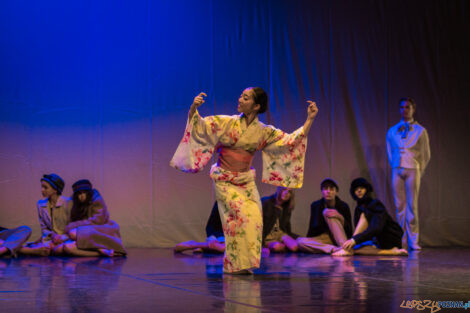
[170,110,307,273]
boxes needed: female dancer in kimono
[62,179,126,257]
[171,87,318,274]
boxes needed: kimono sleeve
[260,125,307,188]
[170,110,234,173]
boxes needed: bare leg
[281,235,299,252]
[353,213,369,235]
[324,216,348,246]
[64,242,100,257]
[333,213,369,257]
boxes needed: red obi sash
[217,146,255,172]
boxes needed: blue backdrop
[1,0,468,247]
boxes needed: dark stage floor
[1,248,469,313]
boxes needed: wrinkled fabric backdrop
[1,0,468,247]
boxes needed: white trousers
[392,167,421,249]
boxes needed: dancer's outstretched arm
[303,101,319,134]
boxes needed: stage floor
[1,248,469,312]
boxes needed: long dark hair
[275,187,295,211]
[71,190,93,222]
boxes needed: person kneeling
[333,178,408,256]
[63,180,126,257]
[262,187,299,253]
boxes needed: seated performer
[174,202,225,253]
[62,180,126,257]
[0,225,32,257]
[297,178,352,254]
[333,178,408,256]
[20,173,71,256]
[262,187,299,253]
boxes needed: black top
[205,202,224,238]
[262,194,299,244]
[306,196,353,239]
[352,197,403,249]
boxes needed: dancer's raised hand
[303,100,319,134]
[189,92,207,119]
[307,100,318,120]
[192,92,207,108]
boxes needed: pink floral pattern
[170,110,309,272]
[211,165,262,273]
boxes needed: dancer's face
[238,88,260,115]
[321,186,337,201]
[77,191,87,203]
[41,181,57,198]
[354,187,367,199]
[399,100,415,120]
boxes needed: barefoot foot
[332,248,354,257]
[174,240,197,253]
[207,241,225,253]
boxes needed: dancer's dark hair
[250,87,268,114]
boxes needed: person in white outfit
[386,98,430,250]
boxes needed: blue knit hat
[41,173,65,195]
